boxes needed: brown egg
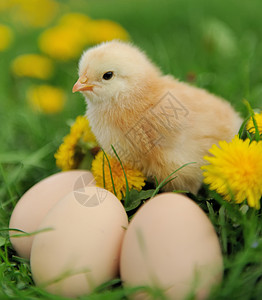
[30,187,128,298]
[9,170,95,259]
[120,193,223,300]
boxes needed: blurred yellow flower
[87,20,129,44]
[0,1,12,13]
[39,25,85,61]
[8,0,59,28]
[91,151,146,200]
[58,13,91,29]
[55,116,97,171]
[59,13,93,45]
[11,54,54,79]
[39,13,91,60]
[39,13,129,60]
[246,112,262,135]
[0,24,13,51]
[27,85,66,114]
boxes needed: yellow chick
[73,41,242,194]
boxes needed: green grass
[1,0,262,299]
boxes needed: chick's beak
[72,76,95,93]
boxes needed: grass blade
[101,149,117,197]
[151,162,196,198]
[102,152,106,189]
[238,115,251,138]
[111,145,130,206]
[0,163,15,206]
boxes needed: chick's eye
[102,71,113,80]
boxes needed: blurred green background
[1,0,262,299]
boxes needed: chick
[73,41,242,194]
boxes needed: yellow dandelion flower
[10,0,59,28]
[54,136,76,171]
[87,20,129,44]
[246,112,262,135]
[27,85,66,114]
[55,116,97,171]
[202,136,262,209]
[70,116,97,146]
[11,54,53,79]
[0,24,13,51]
[91,151,146,200]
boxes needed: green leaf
[206,201,217,225]
[238,114,252,139]
[218,206,228,253]
[0,237,6,247]
[243,100,260,142]
[78,149,93,170]
[251,114,261,142]
[124,189,155,212]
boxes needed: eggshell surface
[120,193,223,300]
[9,170,95,259]
[30,187,128,298]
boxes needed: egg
[120,193,223,300]
[30,186,128,298]
[9,170,95,259]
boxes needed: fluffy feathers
[73,41,242,194]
